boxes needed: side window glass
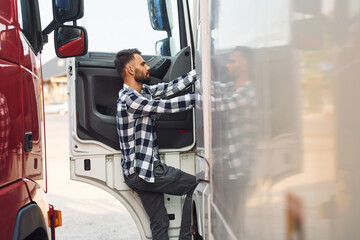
[17,0,42,54]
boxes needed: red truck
[0,0,87,239]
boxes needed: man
[114,48,198,240]
[212,46,256,239]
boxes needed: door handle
[24,132,33,152]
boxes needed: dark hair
[114,48,142,78]
[233,46,253,63]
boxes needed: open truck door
[66,0,196,239]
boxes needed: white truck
[57,0,360,239]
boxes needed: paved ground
[45,114,141,240]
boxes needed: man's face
[226,51,247,79]
[132,54,151,84]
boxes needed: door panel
[69,47,195,239]
[0,60,22,187]
[75,47,194,150]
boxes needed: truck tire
[24,228,48,240]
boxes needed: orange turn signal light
[48,204,62,228]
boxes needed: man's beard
[226,70,240,83]
[135,69,151,84]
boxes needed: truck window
[17,0,42,54]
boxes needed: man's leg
[126,175,170,240]
[152,162,197,240]
[179,189,194,240]
[137,190,170,240]
[126,161,198,240]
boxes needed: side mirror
[53,0,84,23]
[155,37,176,56]
[54,26,88,58]
[147,0,173,32]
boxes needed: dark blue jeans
[125,161,198,240]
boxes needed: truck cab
[0,0,85,239]
[62,1,197,239]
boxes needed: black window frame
[17,0,43,54]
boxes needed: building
[42,57,67,103]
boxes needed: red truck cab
[0,0,86,239]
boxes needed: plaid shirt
[212,81,256,179]
[117,70,196,183]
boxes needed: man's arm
[149,70,196,99]
[125,91,195,119]
[211,84,255,112]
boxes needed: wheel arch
[12,202,48,240]
[192,185,204,239]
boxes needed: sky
[39,0,335,64]
[39,0,170,64]
[39,0,56,63]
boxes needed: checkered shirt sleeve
[124,90,195,118]
[212,82,256,179]
[211,81,255,112]
[117,70,196,183]
[149,69,196,99]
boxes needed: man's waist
[122,158,160,177]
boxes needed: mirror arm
[41,19,60,49]
[41,34,48,45]
[42,19,60,35]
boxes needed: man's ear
[125,64,135,76]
